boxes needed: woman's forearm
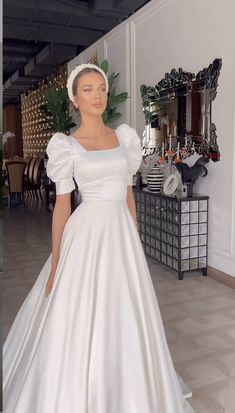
[126,186,138,227]
[50,196,71,273]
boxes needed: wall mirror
[140,58,222,161]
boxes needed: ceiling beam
[4,17,103,45]
[3,49,35,58]
[92,0,115,11]
[115,0,148,11]
[4,0,90,16]
[4,6,117,31]
[4,0,132,19]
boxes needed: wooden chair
[31,157,44,202]
[27,157,38,198]
[5,160,27,207]
[23,157,33,196]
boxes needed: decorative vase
[146,164,165,192]
[142,125,156,157]
[182,182,193,197]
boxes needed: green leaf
[102,109,109,125]
[109,85,116,97]
[100,59,108,74]
[109,92,128,108]
[108,72,116,90]
[107,112,122,125]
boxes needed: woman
[3,63,192,412]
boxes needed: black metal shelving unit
[133,187,209,280]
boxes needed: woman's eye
[83,87,106,92]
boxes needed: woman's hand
[45,271,56,298]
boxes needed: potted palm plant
[98,59,128,125]
[39,87,76,133]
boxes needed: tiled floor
[3,196,235,413]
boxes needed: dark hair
[72,68,106,97]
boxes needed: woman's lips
[92,103,102,108]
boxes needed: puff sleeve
[46,132,76,195]
[117,124,142,185]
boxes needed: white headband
[66,63,109,103]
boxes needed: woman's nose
[94,90,102,98]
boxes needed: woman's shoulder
[48,131,72,144]
[116,123,136,132]
[46,132,74,156]
[116,123,140,147]
[116,124,142,174]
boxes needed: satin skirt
[3,200,192,412]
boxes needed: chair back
[24,157,33,179]
[33,157,44,186]
[5,161,27,193]
[28,157,38,184]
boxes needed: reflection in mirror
[140,59,222,162]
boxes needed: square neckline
[69,127,121,153]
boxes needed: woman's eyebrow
[82,83,106,87]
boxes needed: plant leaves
[102,109,109,125]
[108,72,116,91]
[109,92,128,108]
[108,112,122,124]
[39,86,76,133]
[100,59,108,74]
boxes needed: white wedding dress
[3,123,193,413]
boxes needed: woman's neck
[79,115,108,138]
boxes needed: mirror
[140,58,222,162]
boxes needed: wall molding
[210,104,235,261]
[104,24,131,124]
[130,21,136,128]
[208,266,235,289]
[129,0,174,25]
[128,0,174,130]
[125,24,131,125]
[230,105,235,256]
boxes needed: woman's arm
[126,185,138,228]
[50,193,72,274]
[45,193,72,299]
[45,193,72,297]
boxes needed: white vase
[142,125,156,148]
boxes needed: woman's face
[74,71,108,116]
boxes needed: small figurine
[175,156,209,197]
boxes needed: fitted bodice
[72,145,129,202]
[46,124,142,203]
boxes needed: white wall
[0,0,2,134]
[67,0,235,277]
